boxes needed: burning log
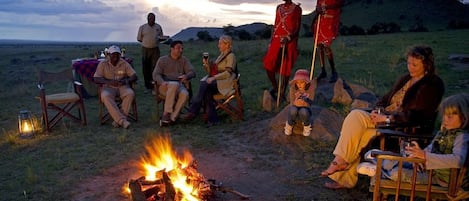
[125,135,250,201]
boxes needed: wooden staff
[310,15,321,80]
[277,44,286,108]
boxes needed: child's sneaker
[357,162,376,177]
[302,124,312,136]
[284,122,293,135]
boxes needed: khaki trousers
[159,81,189,121]
[329,109,377,188]
[101,85,134,124]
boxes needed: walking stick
[277,44,286,108]
[310,15,321,80]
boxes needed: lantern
[18,110,36,138]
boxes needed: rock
[262,90,274,112]
[268,105,343,140]
[332,79,353,105]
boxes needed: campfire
[124,135,249,201]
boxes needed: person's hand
[370,111,387,125]
[207,77,215,84]
[316,6,326,15]
[109,80,121,87]
[405,141,425,159]
[178,74,187,82]
[280,37,289,44]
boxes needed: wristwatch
[385,115,391,124]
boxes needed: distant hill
[171,0,469,41]
[171,23,269,41]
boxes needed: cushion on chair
[213,89,235,100]
[46,93,80,104]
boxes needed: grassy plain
[0,29,468,200]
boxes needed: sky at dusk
[0,0,316,42]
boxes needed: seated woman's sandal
[320,161,349,177]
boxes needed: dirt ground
[71,117,372,201]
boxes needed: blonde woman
[181,35,237,127]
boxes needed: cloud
[0,0,315,42]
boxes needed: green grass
[0,29,468,200]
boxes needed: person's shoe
[303,124,312,136]
[317,70,327,81]
[321,160,349,177]
[269,88,278,99]
[284,121,293,135]
[161,113,172,124]
[206,121,219,128]
[180,112,196,121]
[357,162,376,177]
[121,120,131,129]
[112,121,120,128]
[329,71,338,83]
[324,181,347,189]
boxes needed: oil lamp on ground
[18,110,36,138]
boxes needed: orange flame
[137,135,200,201]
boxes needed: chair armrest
[377,129,434,140]
[372,150,425,163]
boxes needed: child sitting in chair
[358,93,469,187]
[284,69,315,136]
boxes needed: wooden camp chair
[97,81,138,125]
[212,74,243,120]
[37,68,87,132]
[370,142,469,201]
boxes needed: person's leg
[324,45,337,83]
[287,106,299,125]
[163,82,179,114]
[141,47,151,92]
[317,44,327,80]
[119,86,135,116]
[187,80,209,116]
[266,69,278,97]
[325,109,378,188]
[148,47,160,89]
[101,87,126,124]
[204,81,219,125]
[298,107,312,136]
[279,75,289,101]
[171,84,189,121]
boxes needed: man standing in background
[312,0,342,83]
[263,0,302,101]
[137,12,164,94]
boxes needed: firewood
[128,179,146,201]
[163,171,176,201]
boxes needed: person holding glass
[321,45,445,189]
[359,93,469,187]
[181,35,237,127]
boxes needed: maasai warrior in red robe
[312,0,342,83]
[263,0,302,100]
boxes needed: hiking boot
[112,121,120,128]
[284,121,293,135]
[303,124,312,136]
[317,70,327,81]
[329,71,338,83]
[161,113,172,124]
[269,88,278,99]
[180,112,196,121]
[121,120,131,129]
